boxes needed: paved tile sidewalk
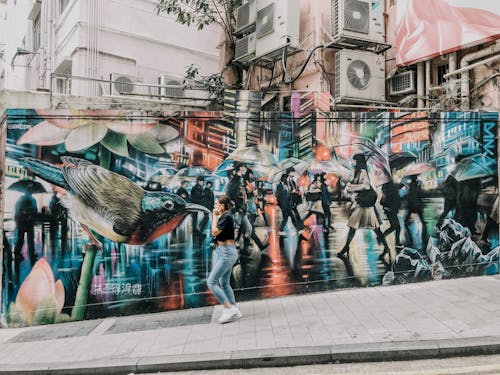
[1,276,500,373]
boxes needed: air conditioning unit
[331,0,385,44]
[334,49,385,102]
[255,0,300,58]
[111,73,136,95]
[157,75,184,98]
[390,71,416,96]
[236,0,257,33]
[235,33,256,62]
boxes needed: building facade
[229,0,498,112]
[0,0,221,103]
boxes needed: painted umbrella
[214,146,280,179]
[389,151,418,170]
[334,136,392,186]
[7,179,47,194]
[303,158,353,180]
[226,145,278,166]
[450,154,497,182]
[403,162,435,176]
[268,158,310,184]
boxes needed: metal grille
[256,4,275,38]
[392,72,411,92]
[8,320,101,343]
[114,75,134,93]
[344,0,369,34]
[390,71,415,95]
[332,0,339,37]
[332,0,340,36]
[347,59,371,89]
[237,2,250,30]
[105,307,214,334]
[235,36,250,59]
[164,79,184,97]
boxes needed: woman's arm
[350,170,371,191]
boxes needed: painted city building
[0,108,498,326]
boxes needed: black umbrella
[7,179,47,194]
[389,152,417,170]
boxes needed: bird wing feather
[60,156,95,168]
[61,163,144,236]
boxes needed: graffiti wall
[1,108,499,326]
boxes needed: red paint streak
[128,213,188,245]
[265,204,280,262]
[205,287,218,306]
[159,275,185,311]
[147,213,188,243]
[260,203,294,299]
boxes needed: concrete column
[417,62,425,108]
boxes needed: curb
[2,336,500,374]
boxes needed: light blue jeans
[207,244,238,305]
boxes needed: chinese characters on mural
[1,105,498,326]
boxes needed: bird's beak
[185,203,212,214]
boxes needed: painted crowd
[1,109,498,326]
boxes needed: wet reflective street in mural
[1,195,452,317]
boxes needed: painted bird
[22,156,210,246]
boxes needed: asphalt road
[144,353,500,375]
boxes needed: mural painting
[1,108,498,326]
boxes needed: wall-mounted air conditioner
[255,0,300,58]
[111,73,136,95]
[236,0,257,33]
[331,0,385,44]
[334,49,385,102]
[235,33,256,62]
[157,75,184,98]
[389,70,416,96]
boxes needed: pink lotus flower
[17,109,178,156]
[15,258,65,324]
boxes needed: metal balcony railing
[49,73,215,105]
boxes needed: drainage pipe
[443,42,500,110]
[417,62,425,108]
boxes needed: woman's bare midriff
[217,240,235,246]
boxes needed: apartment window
[59,0,70,14]
[390,0,397,6]
[32,12,41,50]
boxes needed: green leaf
[31,296,57,325]
[98,144,111,169]
[7,302,27,327]
[127,132,165,154]
[55,313,72,323]
[101,131,129,157]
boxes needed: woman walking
[338,154,392,265]
[208,195,242,324]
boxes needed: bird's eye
[163,200,174,210]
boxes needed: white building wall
[1,0,221,98]
[0,0,31,90]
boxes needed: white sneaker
[218,306,238,324]
[233,305,243,319]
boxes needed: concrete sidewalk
[1,276,500,374]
